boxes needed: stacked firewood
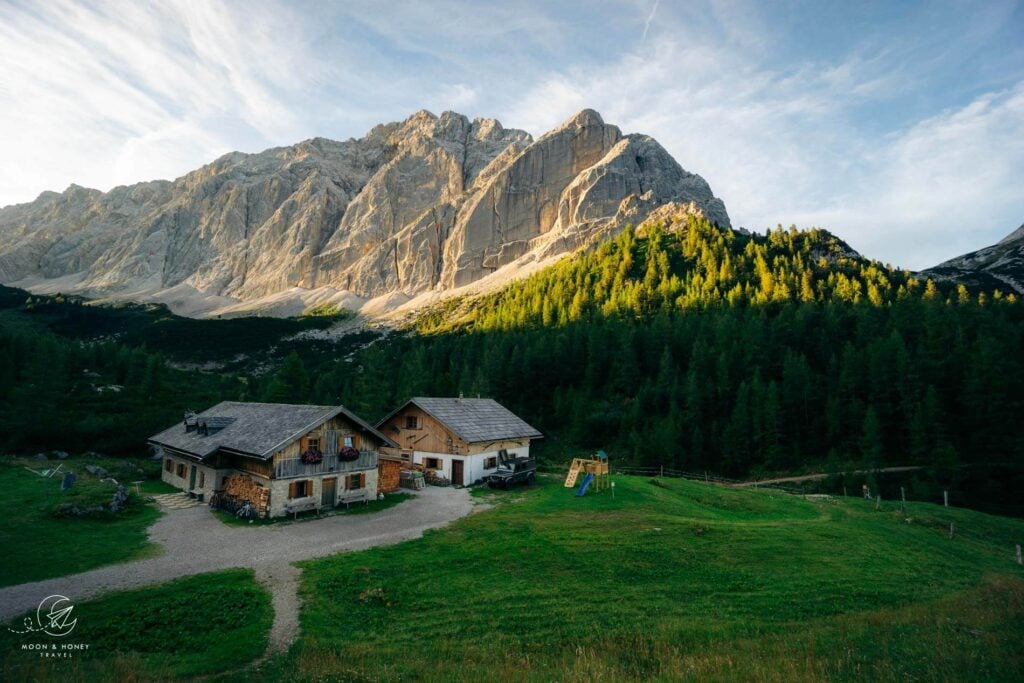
[222,474,270,517]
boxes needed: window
[484,456,497,469]
[347,473,365,490]
[342,434,361,449]
[198,471,205,488]
[299,436,321,452]
[425,457,442,470]
[176,463,186,478]
[405,415,419,429]
[164,459,173,473]
[288,480,312,499]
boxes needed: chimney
[458,391,464,401]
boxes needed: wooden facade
[154,405,388,518]
[379,404,469,458]
[376,398,540,487]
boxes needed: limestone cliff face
[0,109,730,313]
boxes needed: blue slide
[576,473,595,496]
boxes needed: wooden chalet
[376,397,542,486]
[148,401,396,518]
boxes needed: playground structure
[565,450,610,496]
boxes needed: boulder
[109,484,130,513]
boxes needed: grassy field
[255,474,1024,682]
[1,569,272,680]
[0,457,164,587]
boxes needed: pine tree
[859,406,884,472]
[263,351,309,403]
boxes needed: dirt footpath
[0,486,474,653]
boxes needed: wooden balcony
[274,450,378,479]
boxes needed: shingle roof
[380,397,542,444]
[148,401,395,459]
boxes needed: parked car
[486,449,536,489]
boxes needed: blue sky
[1,0,1022,269]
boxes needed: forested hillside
[320,217,1024,477]
[0,287,357,454]
[2,216,1022,484]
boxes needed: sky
[1,0,1022,270]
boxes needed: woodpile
[378,460,402,493]
[222,473,270,517]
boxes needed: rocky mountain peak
[0,109,730,317]
[922,221,1024,296]
[997,222,1024,246]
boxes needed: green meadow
[1,570,271,681]
[259,475,1024,682]
[2,473,1022,681]
[0,458,164,587]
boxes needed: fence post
[660,465,664,478]
[944,490,949,507]
[875,494,881,511]
[901,486,906,514]
[949,522,956,539]
[1016,544,1022,565]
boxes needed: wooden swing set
[564,450,610,494]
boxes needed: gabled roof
[148,401,396,460]
[378,397,542,444]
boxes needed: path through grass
[261,474,1024,681]
[1,569,272,680]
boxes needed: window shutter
[360,473,366,489]
[353,434,361,450]
[307,480,313,497]
[300,437,309,452]
[289,482,297,498]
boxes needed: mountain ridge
[921,222,1024,296]
[0,109,730,317]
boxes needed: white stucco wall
[159,452,228,501]
[412,443,531,486]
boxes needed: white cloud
[503,32,1024,269]
[641,0,660,40]
[794,84,1024,268]
[0,0,1020,270]
[0,0,317,205]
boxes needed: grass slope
[0,458,163,587]
[261,475,1024,682]
[1,569,272,680]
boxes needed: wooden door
[322,477,337,507]
[451,459,464,487]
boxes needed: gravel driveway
[0,486,473,652]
